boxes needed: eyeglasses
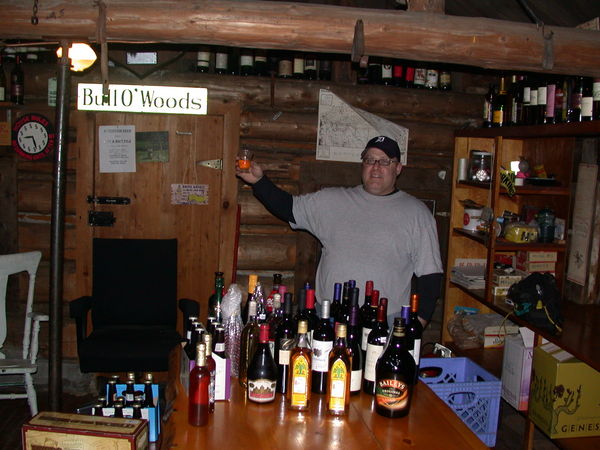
[362,157,398,167]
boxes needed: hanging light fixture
[56,43,97,72]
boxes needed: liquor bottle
[196,47,212,73]
[0,54,6,102]
[545,77,557,124]
[521,77,531,125]
[326,323,351,416]
[239,48,254,76]
[266,273,282,315]
[374,319,416,418]
[360,289,379,361]
[482,84,494,128]
[254,282,267,323]
[425,68,439,90]
[392,63,403,87]
[228,47,240,75]
[338,282,350,325]
[581,78,593,121]
[554,77,565,123]
[318,57,332,81]
[10,54,24,104]
[242,274,258,324]
[329,282,343,327]
[239,300,260,388]
[368,59,382,85]
[278,53,293,78]
[247,323,277,403]
[275,292,295,394]
[189,343,210,426]
[381,61,393,86]
[347,298,363,395]
[254,49,268,76]
[561,77,573,123]
[568,76,583,123]
[407,294,423,370]
[293,54,305,79]
[208,271,225,324]
[404,65,415,88]
[204,333,216,413]
[293,288,307,332]
[593,78,600,120]
[215,48,229,75]
[268,293,283,356]
[439,70,452,91]
[213,326,226,358]
[358,280,374,327]
[413,66,426,89]
[363,298,389,395]
[142,373,155,408]
[304,288,320,339]
[537,78,548,125]
[528,77,540,125]
[311,299,335,394]
[299,55,315,80]
[288,320,312,411]
[492,76,508,127]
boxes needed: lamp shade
[56,43,97,72]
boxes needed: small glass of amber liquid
[238,148,253,172]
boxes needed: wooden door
[73,102,239,321]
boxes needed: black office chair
[70,238,198,373]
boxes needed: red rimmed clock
[12,113,55,160]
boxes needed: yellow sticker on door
[171,184,209,205]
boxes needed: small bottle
[581,78,594,121]
[311,299,335,394]
[253,49,268,76]
[204,334,216,413]
[278,53,293,79]
[213,326,226,358]
[10,54,24,104]
[93,402,104,417]
[375,319,416,418]
[439,70,452,91]
[304,56,317,80]
[113,401,124,418]
[425,68,439,90]
[106,376,119,406]
[592,77,600,120]
[239,300,260,388]
[196,47,212,73]
[247,323,277,403]
[214,48,229,75]
[326,323,351,416]
[288,320,312,411]
[293,54,305,79]
[124,373,136,405]
[363,298,389,395]
[189,343,210,426]
[132,402,143,419]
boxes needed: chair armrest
[69,296,93,342]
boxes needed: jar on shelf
[536,208,556,243]
[469,150,493,182]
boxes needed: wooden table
[160,377,487,449]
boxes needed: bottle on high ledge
[347,298,363,395]
[0,54,6,102]
[239,299,260,388]
[247,323,277,403]
[214,47,229,75]
[288,320,312,411]
[326,323,351,416]
[275,292,295,394]
[189,343,210,426]
[318,57,332,81]
[242,274,258,325]
[239,48,254,76]
[581,77,594,121]
[208,271,225,324]
[568,76,583,123]
[593,77,600,120]
[10,54,24,104]
[203,333,216,413]
[253,49,268,77]
[375,318,416,418]
[492,76,508,127]
[304,55,317,80]
[360,289,380,365]
[196,47,212,73]
[311,299,335,394]
[363,297,389,395]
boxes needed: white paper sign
[316,89,408,164]
[99,125,136,173]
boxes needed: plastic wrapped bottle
[222,283,244,377]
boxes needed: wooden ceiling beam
[1,0,599,76]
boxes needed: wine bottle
[0,54,6,102]
[358,280,374,327]
[293,54,305,79]
[215,48,229,75]
[360,289,379,362]
[347,301,363,395]
[304,288,320,340]
[492,76,508,127]
[278,53,293,78]
[413,66,426,89]
[293,288,307,332]
[537,78,548,125]
[304,56,317,80]
[404,65,415,88]
[208,271,225,324]
[593,78,600,120]
[521,77,531,125]
[213,326,226,359]
[275,292,295,394]
[10,54,24,104]
[582,77,593,121]
[326,323,351,416]
[368,59,382,85]
[439,70,452,91]
[254,282,267,323]
[196,47,212,73]
[189,343,210,426]
[545,77,557,125]
[239,300,260,388]
[266,273,282,316]
[338,282,350,325]
[288,320,312,411]
[268,293,283,356]
[568,76,583,123]
[407,294,423,370]
[482,84,494,128]
[528,77,539,125]
[239,48,254,76]
[375,319,416,418]
[363,297,389,395]
[203,333,216,413]
[329,282,343,327]
[392,63,403,87]
[254,49,268,76]
[247,323,277,403]
[311,299,335,394]
[554,77,565,123]
[381,61,393,86]
[425,68,439,90]
[242,274,258,324]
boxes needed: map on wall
[316,89,408,165]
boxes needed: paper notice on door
[171,183,209,205]
[99,125,136,173]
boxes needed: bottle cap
[333,283,342,301]
[259,323,270,343]
[297,319,308,334]
[321,299,330,319]
[248,274,258,293]
[306,289,315,309]
[370,289,380,307]
[401,305,410,323]
[203,333,213,355]
[410,293,419,312]
[336,323,347,338]
[365,280,373,296]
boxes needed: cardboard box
[529,343,600,438]
[107,383,160,442]
[492,269,526,287]
[501,328,534,410]
[516,250,558,263]
[22,412,148,449]
[484,324,519,348]
[516,261,556,273]
[492,285,509,298]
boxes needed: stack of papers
[451,264,486,289]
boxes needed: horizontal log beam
[0,1,599,76]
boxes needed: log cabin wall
[0,50,488,358]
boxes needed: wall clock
[12,113,56,160]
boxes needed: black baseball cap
[361,136,401,161]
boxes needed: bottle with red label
[375,318,416,418]
[247,323,277,403]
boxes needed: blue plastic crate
[419,357,501,447]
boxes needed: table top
[161,377,487,449]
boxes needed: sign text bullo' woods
[77,83,208,115]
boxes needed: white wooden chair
[0,251,48,416]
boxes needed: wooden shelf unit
[444,122,600,449]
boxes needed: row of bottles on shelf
[194,46,453,90]
[0,53,24,104]
[483,74,600,127]
[186,272,423,426]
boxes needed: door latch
[88,211,116,226]
[196,159,223,170]
[87,195,131,205]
